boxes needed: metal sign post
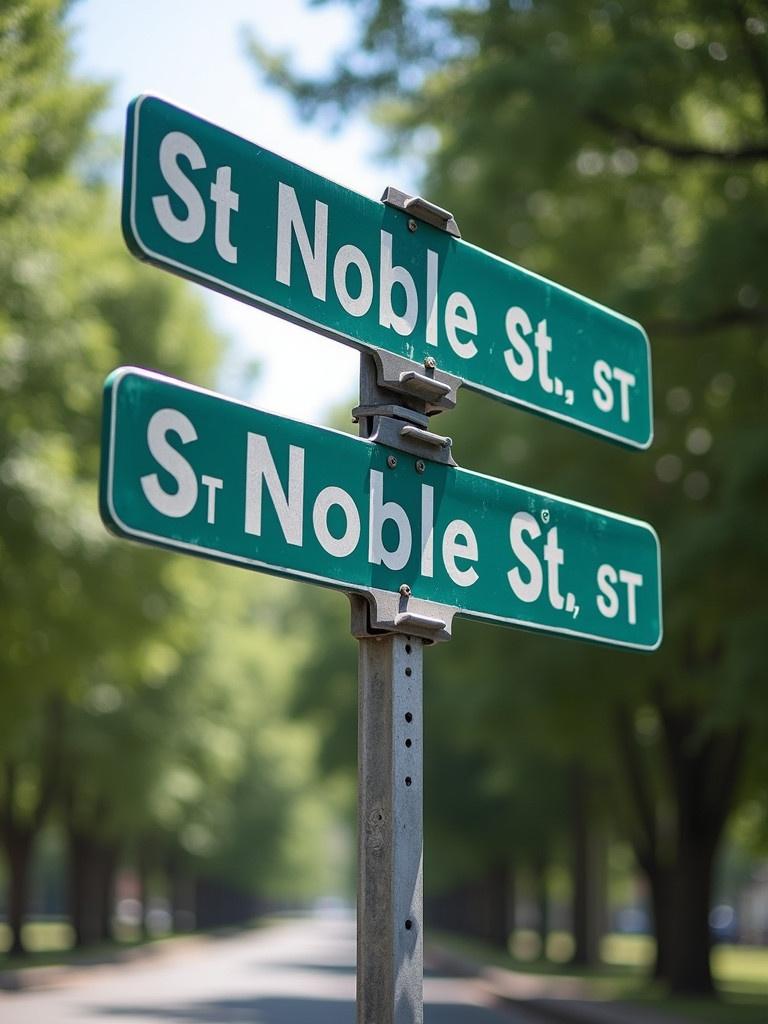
[350,347,458,1024]
[355,630,424,1024]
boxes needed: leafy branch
[589,109,768,162]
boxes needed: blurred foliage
[0,0,338,954]
[251,0,768,995]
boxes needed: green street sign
[122,96,653,449]
[100,368,662,650]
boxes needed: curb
[426,943,691,1024]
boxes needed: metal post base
[357,632,423,1024]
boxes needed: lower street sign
[100,368,662,650]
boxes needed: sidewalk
[426,943,693,1024]
[0,930,212,992]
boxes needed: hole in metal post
[405,919,413,930]
[405,667,412,677]
[405,739,412,748]
[405,776,412,786]
[405,644,412,654]
[405,712,413,723]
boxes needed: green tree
[58,566,335,943]
[251,0,768,996]
[0,0,222,954]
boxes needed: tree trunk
[5,829,34,957]
[484,862,512,949]
[664,842,716,995]
[98,843,118,942]
[647,865,671,982]
[532,850,548,957]
[615,694,745,997]
[648,851,715,994]
[137,848,151,941]
[569,767,604,967]
[1,715,62,958]
[168,854,196,933]
[69,829,114,948]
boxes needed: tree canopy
[251,0,768,997]
[1,0,338,955]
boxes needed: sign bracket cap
[381,185,461,239]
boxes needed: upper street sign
[122,96,653,449]
[100,368,662,651]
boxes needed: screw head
[407,218,418,232]
[387,454,398,469]
[415,459,426,474]
[424,356,436,370]
[399,583,412,598]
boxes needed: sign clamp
[349,588,456,647]
[359,347,462,413]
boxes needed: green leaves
[250,0,768,918]
[0,0,340,917]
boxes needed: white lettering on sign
[313,486,360,557]
[333,244,373,318]
[244,432,304,546]
[152,133,206,245]
[133,411,648,638]
[369,469,412,571]
[209,165,239,264]
[152,132,240,263]
[442,519,479,587]
[379,231,418,337]
[504,307,535,383]
[505,308,554,390]
[425,249,439,347]
[592,361,636,422]
[507,511,579,617]
[543,525,565,611]
[140,129,652,443]
[504,309,574,406]
[201,474,223,524]
[141,408,199,517]
[534,319,554,394]
[275,183,328,301]
[507,511,542,602]
[596,564,643,624]
[444,292,477,359]
[271,180,489,362]
[420,484,434,578]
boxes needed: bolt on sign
[122,96,653,449]
[100,369,662,651]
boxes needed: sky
[71,0,416,423]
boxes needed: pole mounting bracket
[349,589,456,645]
[367,415,456,466]
[367,349,461,416]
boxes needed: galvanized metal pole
[357,631,423,1024]
[355,350,424,1024]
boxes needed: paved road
[0,914,539,1023]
